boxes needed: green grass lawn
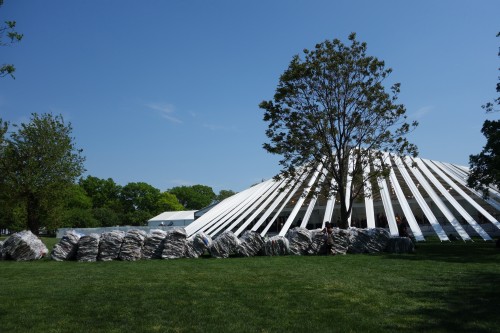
[1,238,499,333]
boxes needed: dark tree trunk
[27,193,40,235]
[338,190,349,229]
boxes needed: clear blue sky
[1,0,499,193]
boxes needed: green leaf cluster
[0,0,23,79]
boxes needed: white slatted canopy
[185,153,500,241]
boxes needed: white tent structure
[148,210,196,227]
[186,154,500,242]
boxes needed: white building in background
[148,210,197,227]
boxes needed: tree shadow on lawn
[382,271,500,332]
[380,241,500,331]
[384,241,500,265]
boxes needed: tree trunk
[338,191,349,229]
[27,193,40,235]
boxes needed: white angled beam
[207,180,274,236]
[385,154,425,241]
[395,156,448,241]
[260,170,309,236]
[414,158,480,240]
[211,179,280,236]
[363,161,375,228]
[373,158,399,236]
[233,179,284,236]
[437,161,500,213]
[279,163,323,236]
[421,159,494,240]
[185,183,261,236]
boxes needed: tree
[169,185,216,210]
[0,0,23,78]
[119,182,162,225]
[260,33,417,229]
[467,120,500,197]
[157,192,184,212]
[216,189,236,202]
[79,175,122,210]
[0,113,85,234]
[468,32,500,197]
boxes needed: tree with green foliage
[260,33,418,229]
[157,192,184,212]
[468,32,500,198]
[79,176,122,210]
[169,185,216,210]
[119,182,163,225]
[0,113,85,234]
[0,0,23,78]
[216,189,236,202]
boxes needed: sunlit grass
[1,237,499,332]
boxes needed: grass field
[1,237,499,333]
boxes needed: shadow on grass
[384,241,500,265]
[384,271,500,332]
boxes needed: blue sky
[1,0,499,193]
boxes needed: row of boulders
[0,227,415,261]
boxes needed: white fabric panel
[438,161,500,212]
[255,171,309,236]
[345,153,354,226]
[410,158,472,241]
[207,180,274,236]
[233,180,284,236]
[185,183,261,236]
[215,179,282,236]
[421,159,493,240]
[373,159,399,236]
[395,156,448,241]
[385,154,424,241]
[249,178,293,233]
[444,162,500,210]
[300,166,328,228]
[279,164,323,236]
[362,161,375,228]
[200,181,270,235]
[378,177,399,236]
[322,194,336,227]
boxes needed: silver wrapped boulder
[185,232,212,258]
[98,230,125,261]
[119,229,147,261]
[1,230,48,261]
[142,229,168,259]
[51,230,82,261]
[162,228,187,259]
[286,227,312,255]
[263,235,289,256]
[76,233,100,262]
[210,231,241,258]
[237,230,264,257]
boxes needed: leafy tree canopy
[216,189,236,202]
[157,192,184,212]
[169,185,216,210]
[79,175,121,209]
[0,113,85,233]
[468,32,500,197]
[260,33,417,228]
[0,0,23,78]
[120,182,161,213]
